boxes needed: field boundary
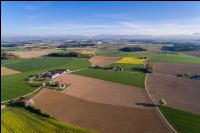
[144,73,177,133]
[1,86,43,104]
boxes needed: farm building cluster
[32,69,70,80]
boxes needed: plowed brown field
[33,89,172,133]
[147,74,200,114]
[54,74,149,108]
[89,56,121,66]
[153,62,200,75]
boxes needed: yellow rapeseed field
[80,51,96,55]
[115,57,145,64]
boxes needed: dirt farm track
[147,74,200,114]
[33,89,172,133]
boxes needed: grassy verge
[73,68,145,88]
[159,106,200,133]
[1,106,97,133]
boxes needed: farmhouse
[34,69,69,80]
[48,80,66,89]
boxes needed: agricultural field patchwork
[1,57,90,101]
[115,57,145,64]
[96,49,200,64]
[1,106,95,133]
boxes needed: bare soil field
[54,74,149,109]
[147,74,200,114]
[153,62,200,76]
[33,89,172,133]
[1,66,20,75]
[89,56,121,66]
[9,49,56,58]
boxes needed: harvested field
[9,49,57,58]
[89,56,121,66]
[147,74,200,114]
[153,62,200,75]
[33,89,172,133]
[54,74,148,108]
[1,66,20,75]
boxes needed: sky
[2,1,200,37]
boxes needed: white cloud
[5,20,200,36]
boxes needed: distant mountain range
[2,33,200,42]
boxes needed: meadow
[1,58,26,65]
[1,106,96,133]
[2,57,89,72]
[159,106,200,133]
[1,71,42,101]
[96,49,200,64]
[73,68,145,88]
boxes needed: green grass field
[1,70,44,101]
[1,58,26,65]
[159,106,200,133]
[1,106,96,133]
[73,68,145,88]
[2,57,89,72]
[96,49,200,64]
